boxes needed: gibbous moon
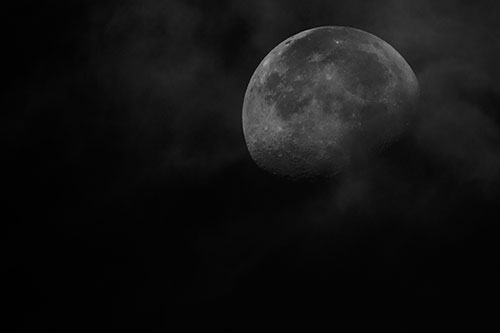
[242,26,419,178]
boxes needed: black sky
[3,0,500,331]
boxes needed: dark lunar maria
[242,26,419,178]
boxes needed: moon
[242,26,419,178]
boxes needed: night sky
[4,0,500,331]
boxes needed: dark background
[3,0,500,331]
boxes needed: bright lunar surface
[242,26,419,178]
